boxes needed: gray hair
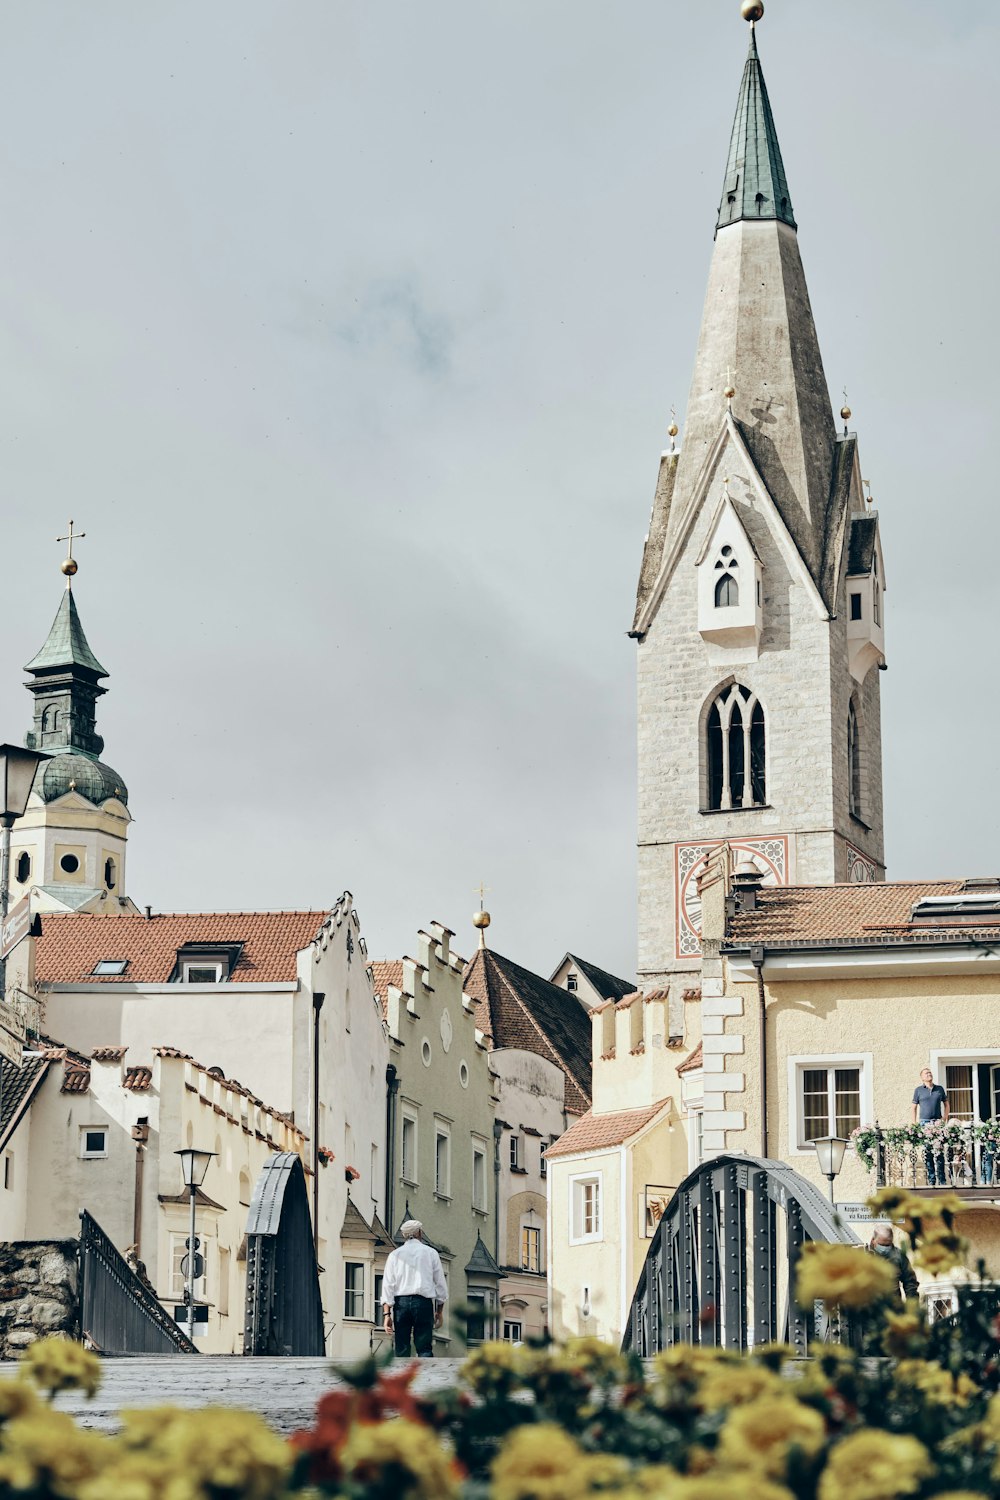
[400,1219,423,1240]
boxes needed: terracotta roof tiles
[545,1099,671,1158]
[677,1041,703,1075]
[123,1066,152,1091]
[34,911,328,986]
[726,881,972,946]
[369,960,404,1017]
[60,1067,90,1094]
[91,1046,127,1062]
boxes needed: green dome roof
[37,753,128,808]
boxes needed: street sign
[180,1252,204,1280]
[0,897,32,961]
[0,1026,21,1067]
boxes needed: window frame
[503,1319,522,1343]
[92,959,128,976]
[433,1119,451,1199]
[509,1133,521,1170]
[344,1260,366,1320]
[181,960,224,984]
[788,1054,872,1155]
[401,1109,418,1186]
[79,1126,109,1160]
[520,1222,541,1273]
[471,1139,488,1212]
[568,1172,603,1245]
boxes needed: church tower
[12,530,135,914]
[631,10,886,991]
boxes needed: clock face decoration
[675,837,789,958]
[847,843,878,884]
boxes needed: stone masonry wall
[0,1241,79,1355]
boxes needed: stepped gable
[33,910,329,985]
[463,947,591,1114]
[369,960,404,1016]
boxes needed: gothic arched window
[848,700,862,818]
[15,852,30,885]
[706,683,766,811]
[713,546,739,608]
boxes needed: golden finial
[741,1,764,22]
[840,387,852,435]
[473,882,491,949]
[724,365,736,407]
[56,519,85,586]
[667,405,678,451]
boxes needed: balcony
[852,1122,1000,1197]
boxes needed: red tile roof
[34,911,328,986]
[91,1046,127,1062]
[463,948,592,1114]
[677,1041,703,1075]
[60,1067,90,1094]
[726,881,969,945]
[545,1099,671,1158]
[369,960,404,1016]
[123,1066,152,1091]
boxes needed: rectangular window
[374,1273,384,1313]
[344,1261,365,1319]
[80,1127,108,1159]
[509,1134,521,1170]
[472,1145,487,1211]
[401,1113,417,1184]
[566,974,578,992]
[92,959,128,976]
[945,1064,974,1121]
[3,1154,12,1191]
[503,1319,522,1343]
[466,1292,486,1345]
[540,1145,548,1178]
[850,593,862,621]
[570,1175,602,1243]
[217,1247,230,1317]
[797,1064,863,1146]
[434,1125,450,1197]
[169,1232,206,1301]
[183,962,223,984]
[521,1224,541,1272]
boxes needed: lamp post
[175,1147,216,1344]
[0,744,47,1002]
[812,1136,849,1205]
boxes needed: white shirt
[382,1237,448,1306]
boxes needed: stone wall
[0,1241,79,1355]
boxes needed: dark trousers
[924,1145,947,1186]
[393,1295,434,1358]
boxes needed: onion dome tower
[14,524,135,913]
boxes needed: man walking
[868,1225,919,1302]
[912,1067,949,1186]
[382,1219,447,1358]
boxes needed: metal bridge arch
[243,1153,325,1356]
[624,1154,861,1356]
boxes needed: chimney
[731,861,765,912]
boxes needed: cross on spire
[56,520,86,587]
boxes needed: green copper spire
[24,590,108,679]
[717,25,795,233]
[24,587,109,760]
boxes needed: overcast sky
[0,1,994,980]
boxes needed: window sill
[568,1234,603,1247]
[401,1176,418,1188]
[699,804,771,816]
[849,812,872,832]
[433,1191,452,1203]
[510,1166,528,1176]
[343,1315,370,1323]
[473,1206,488,1218]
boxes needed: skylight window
[92,959,128,976]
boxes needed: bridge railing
[623,1153,861,1357]
[79,1210,197,1355]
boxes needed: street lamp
[175,1147,216,1344]
[0,744,47,999]
[812,1136,849,1205]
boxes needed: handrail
[79,1210,197,1355]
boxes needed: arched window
[104,857,117,890]
[706,683,766,811]
[41,707,59,734]
[715,573,739,607]
[713,546,739,608]
[848,701,862,818]
[15,852,30,885]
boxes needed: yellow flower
[717,1395,826,1478]
[552,1337,628,1382]
[117,1405,292,1499]
[0,1379,39,1423]
[818,1430,933,1500]
[0,1408,110,1492]
[895,1359,975,1406]
[491,1425,590,1500]
[462,1340,529,1392]
[867,1187,922,1218]
[341,1418,458,1500]
[882,1304,925,1357]
[697,1362,784,1410]
[18,1335,102,1397]
[670,1478,795,1500]
[796,1242,898,1309]
[911,1229,968,1277]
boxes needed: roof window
[92,959,128,976]
[171,942,243,984]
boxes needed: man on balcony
[912,1068,949,1186]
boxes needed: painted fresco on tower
[675,836,788,958]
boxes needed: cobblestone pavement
[0,1356,466,1434]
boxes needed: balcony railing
[851,1122,1000,1193]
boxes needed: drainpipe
[312,992,325,1256]
[131,1121,149,1255]
[492,1118,502,1266]
[384,1064,399,1232]
[751,946,767,1156]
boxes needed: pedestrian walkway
[0,1356,466,1434]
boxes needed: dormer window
[171,942,243,984]
[697,500,762,656]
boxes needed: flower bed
[2,1191,999,1498]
